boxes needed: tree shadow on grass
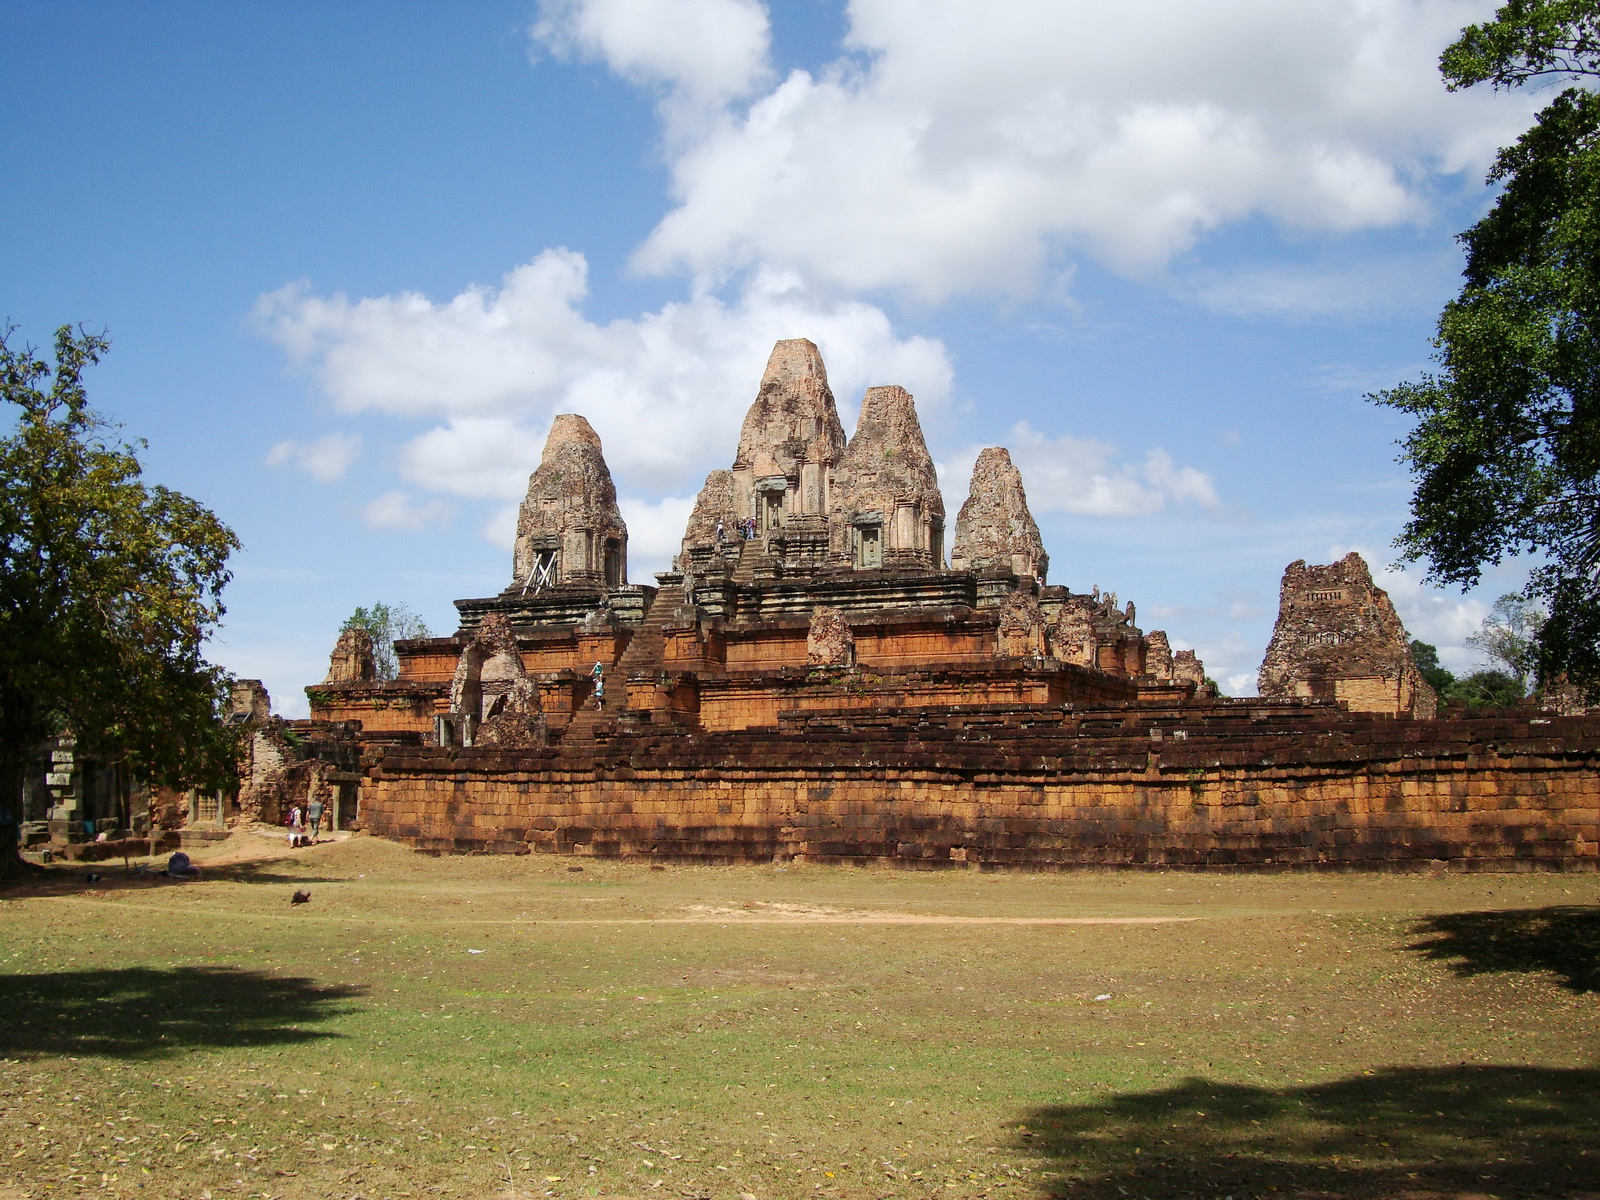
[0,966,364,1060]
[0,868,350,901]
[188,860,350,886]
[1016,1065,1600,1199]
[1407,905,1600,992]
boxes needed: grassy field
[2,832,1598,1200]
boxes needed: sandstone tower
[1257,552,1436,718]
[829,385,945,570]
[950,447,1048,582]
[512,414,628,591]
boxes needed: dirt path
[45,892,1201,926]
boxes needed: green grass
[2,835,1598,1200]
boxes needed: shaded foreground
[1023,1066,1600,1198]
[1,832,1597,1199]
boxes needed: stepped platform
[359,706,1600,871]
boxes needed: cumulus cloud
[945,422,1224,519]
[619,494,698,579]
[532,0,771,127]
[256,250,953,537]
[617,0,1536,299]
[264,433,362,482]
[362,490,456,533]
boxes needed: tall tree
[1370,0,1600,696]
[341,602,431,680]
[0,326,240,876]
[1467,592,1545,688]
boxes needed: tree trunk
[117,759,131,876]
[0,746,35,881]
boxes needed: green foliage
[342,601,431,680]
[1408,640,1459,695]
[1449,669,1529,707]
[0,326,241,847]
[1441,1,1600,91]
[1467,592,1545,686]
[1410,637,1528,708]
[1371,1,1600,697]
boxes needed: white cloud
[619,493,698,579]
[263,433,362,482]
[256,251,953,542]
[622,0,1536,300]
[532,0,771,126]
[362,490,456,533]
[945,422,1224,519]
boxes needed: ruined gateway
[308,339,1600,871]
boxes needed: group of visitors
[285,797,325,848]
[713,517,760,544]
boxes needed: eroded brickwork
[360,708,1600,870]
[806,606,855,667]
[950,447,1048,582]
[324,628,376,683]
[1143,630,1174,680]
[448,612,546,748]
[997,591,1048,658]
[1259,553,1435,718]
[512,414,628,589]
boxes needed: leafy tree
[341,602,431,680]
[1467,592,1545,687]
[1370,0,1600,697]
[1449,669,1529,708]
[1411,636,1529,708]
[1409,640,1459,694]
[0,326,240,876]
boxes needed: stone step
[731,538,774,585]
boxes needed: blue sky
[3,0,1543,713]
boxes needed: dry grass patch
[1,834,1597,1200]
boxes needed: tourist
[591,661,605,706]
[286,802,304,848]
[307,795,324,842]
[714,518,724,544]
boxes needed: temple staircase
[559,582,689,747]
[731,537,775,584]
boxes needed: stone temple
[302,338,1600,872]
[314,338,1210,747]
[1258,552,1436,719]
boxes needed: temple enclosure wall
[358,706,1600,871]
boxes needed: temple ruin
[314,337,1206,744]
[1258,553,1436,719]
[298,339,1600,872]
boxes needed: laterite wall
[357,707,1600,870]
